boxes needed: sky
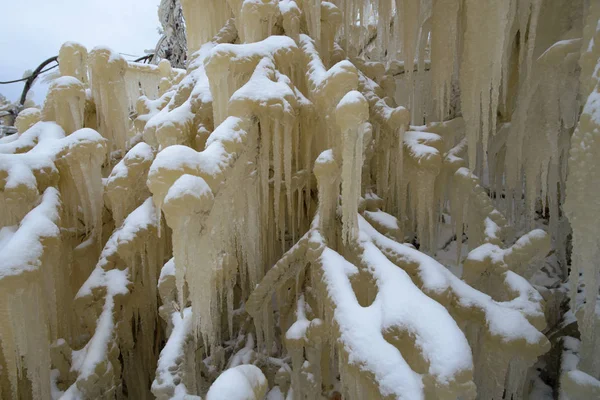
[0,0,162,105]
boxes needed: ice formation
[1,0,599,399]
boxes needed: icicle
[58,41,88,83]
[124,65,162,111]
[430,0,459,121]
[376,0,393,61]
[0,283,52,400]
[460,0,511,170]
[273,118,283,245]
[336,91,369,244]
[284,122,294,243]
[304,0,322,51]
[238,0,279,43]
[89,47,132,155]
[314,150,340,242]
[395,125,406,220]
[259,116,272,269]
[181,0,231,53]
[564,72,600,378]
[45,77,86,135]
[162,175,216,342]
[398,0,420,113]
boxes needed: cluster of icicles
[0,0,599,399]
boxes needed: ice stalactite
[124,63,164,111]
[564,45,600,379]
[54,129,106,243]
[314,150,340,243]
[226,53,306,283]
[339,0,356,56]
[578,0,600,102]
[89,47,132,156]
[300,33,359,159]
[320,2,342,69]
[181,0,232,54]
[398,0,420,117]
[58,42,88,84]
[302,0,322,52]
[279,0,301,43]
[460,0,511,170]
[65,197,165,400]
[162,174,214,331]
[375,0,392,62]
[0,124,105,247]
[515,0,542,86]
[14,107,42,135]
[237,0,280,44]
[0,188,62,400]
[403,130,443,252]
[357,70,409,222]
[147,114,254,348]
[116,199,167,400]
[337,90,369,244]
[502,37,580,235]
[430,0,459,121]
[43,76,86,135]
[153,258,199,398]
[0,282,52,400]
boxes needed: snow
[206,36,298,67]
[206,365,268,400]
[266,386,285,400]
[152,307,193,397]
[70,268,130,379]
[317,243,425,400]
[205,116,248,148]
[148,116,251,191]
[337,89,365,108]
[285,295,321,341]
[0,121,65,154]
[228,58,296,116]
[77,197,157,297]
[359,215,547,345]
[356,233,473,383]
[0,225,17,252]
[164,174,213,205]
[159,257,176,286]
[404,131,442,161]
[567,370,600,387]
[105,142,154,185]
[364,210,400,231]
[315,149,333,163]
[300,34,356,94]
[0,188,61,278]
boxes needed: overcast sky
[0,0,161,104]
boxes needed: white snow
[206,365,268,400]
